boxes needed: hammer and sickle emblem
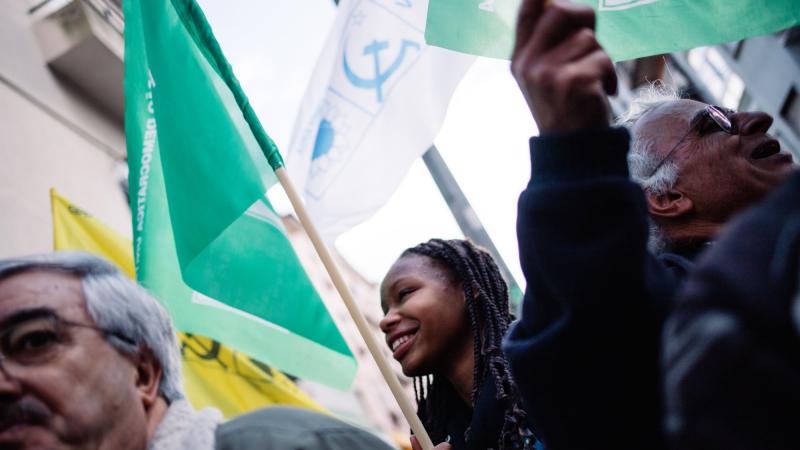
[343,39,420,102]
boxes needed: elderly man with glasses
[0,252,393,450]
[501,0,796,449]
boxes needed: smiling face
[379,254,473,377]
[0,270,150,450]
[636,100,796,224]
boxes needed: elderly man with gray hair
[620,86,793,257]
[502,0,796,449]
[0,252,393,450]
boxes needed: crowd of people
[1,0,798,449]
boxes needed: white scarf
[147,400,223,450]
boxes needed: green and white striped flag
[124,0,356,389]
[426,0,800,61]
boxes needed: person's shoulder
[215,406,394,450]
[219,406,341,432]
[657,252,696,280]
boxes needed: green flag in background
[426,0,800,61]
[124,0,356,389]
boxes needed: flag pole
[153,0,427,445]
[275,167,435,450]
[421,145,524,307]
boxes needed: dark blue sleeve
[504,127,676,450]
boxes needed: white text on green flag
[124,0,357,390]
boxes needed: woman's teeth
[392,334,413,351]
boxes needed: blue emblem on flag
[312,119,335,161]
[343,39,420,103]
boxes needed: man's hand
[511,0,617,134]
[410,435,452,450]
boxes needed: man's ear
[646,189,693,219]
[135,349,163,408]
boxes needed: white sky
[197,0,537,286]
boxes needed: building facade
[1,0,129,257]
[614,28,800,159]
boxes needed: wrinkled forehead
[0,270,89,325]
[632,99,707,151]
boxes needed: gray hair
[0,252,184,402]
[616,83,682,253]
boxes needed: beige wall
[0,0,130,257]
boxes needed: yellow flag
[50,188,325,417]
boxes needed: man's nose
[735,111,773,135]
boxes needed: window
[781,86,800,136]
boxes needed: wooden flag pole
[275,167,435,450]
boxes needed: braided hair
[403,239,530,449]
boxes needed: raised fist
[511,0,617,134]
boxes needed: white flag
[287,0,475,241]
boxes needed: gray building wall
[720,32,800,156]
[615,28,800,159]
[0,0,130,257]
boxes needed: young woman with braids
[379,239,541,450]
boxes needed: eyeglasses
[0,311,135,377]
[646,105,738,178]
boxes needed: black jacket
[504,127,689,450]
[418,377,540,450]
[663,171,800,450]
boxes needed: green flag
[124,0,356,389]
[426,0,800,61]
